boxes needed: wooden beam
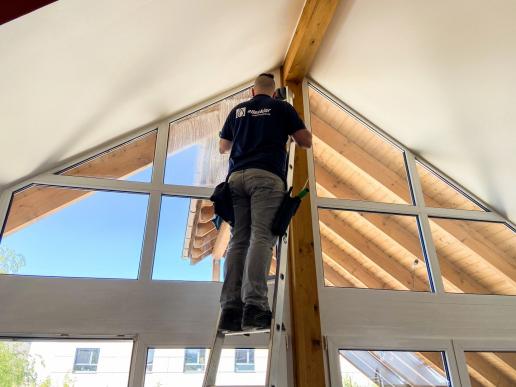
[283,0,340,83]
[283,80,326,387]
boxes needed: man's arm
[219,107,235,153]
[219,138,232,154]
[291,128,312,149]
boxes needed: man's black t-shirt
[219,94,305,180]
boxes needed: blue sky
[0,145,221,282]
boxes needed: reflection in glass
[465,351,516,386]
[416,162,483,211]
[0,185,148,279]
[61,130,157,183]
[0,340,132,386]
[430,218,516,295]
[339,350,449,387]
[144,348,267,386]
[319,210,430,292]
[164,89,252,187]
[309,86,412,204]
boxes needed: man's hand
[291,129,312,148]
[219,139,232,154]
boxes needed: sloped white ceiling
[311,0,516,222]
[0,0,303,190]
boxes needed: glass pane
[0,340,132,386]
[144,348,267,386]
[339,350,449,387]
[0,185,147,278]
[153,196,276,281]
[60,131,157,183]
[309,86,412,204]
[417,162,483,211]
[430,218,516,295]
[153,196,227,281]
[164,88,252,187]
[465,351,516,386]
[319,209,431,291]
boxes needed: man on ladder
[218,73,312,332]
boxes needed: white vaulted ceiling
[1,0,515,222]
[0,0,304,190]
[310,0,516,222]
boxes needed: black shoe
[219,307,243,332]
[241,304,272,331]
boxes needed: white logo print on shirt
[236,107,246,118]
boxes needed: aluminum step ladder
[202,140,296,387]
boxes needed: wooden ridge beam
[283,0,340,83]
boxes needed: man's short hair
[254,73,276,93]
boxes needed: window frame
[183,348,207,373]
[326,336,460,387]
[234,348,256,373]
[453,339,516,387]
[73,347,101,373]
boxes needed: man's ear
[251,88,255,96]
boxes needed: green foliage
[0,246,26,274]
[0,342,37,387]
[39,377,52,387]
[62,374,75,387]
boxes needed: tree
[0,246,25,274]
[0,342,37,387]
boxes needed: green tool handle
[297,188,309,199]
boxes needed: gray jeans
[220,168,285,311]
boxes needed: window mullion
[128,339,148,387]
[139,192,162,281]
[151,121,170,186]
[406,152,445,294]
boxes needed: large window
[338,350,450,387]
[308,83,516,296]
[0,340,132,386]
[0,186,148,278]
[164,89,251,187]
[143,348,267,387]
[59,130,157,183]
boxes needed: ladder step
[222,328,271,337]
